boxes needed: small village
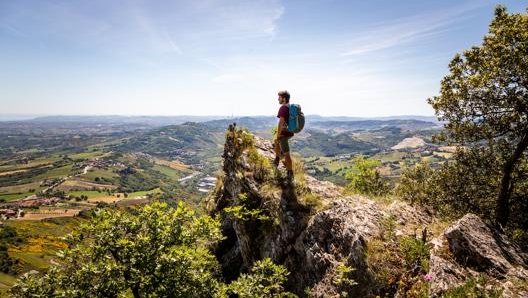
[0,151,218,223]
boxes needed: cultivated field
[154,158,192,172]
[55,177,116,192]
[16,208,82,220]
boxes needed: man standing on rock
[274,90,294,180]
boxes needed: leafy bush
[9,202,294,298]
[440,277,503,298]
[430,147,499,221]
[332,262,358,297]
[224,193,272,223]
[224,258,297,298]
[395,161,436,206]
[399,236,430,273]
[0,243,17,274]
[345,155,390,196]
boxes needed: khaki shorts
[278,136,290,154]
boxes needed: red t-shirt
[277,105,294,137]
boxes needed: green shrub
[440,277,503,298]
[224,258,297,298]
[224,193,272,223]
[345,155,390,196]
[399,236,430,273]
[10,202,295,298]
[395,161,436,206]
[332,262,357,297]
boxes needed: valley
[0,115,445,292]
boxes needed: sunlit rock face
[210,125,528,297]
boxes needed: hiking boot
[273,157,280,168]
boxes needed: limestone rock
[444,213,528,278]
[287,199,379,297]
[428,213,528,297]
[210,126,528,297]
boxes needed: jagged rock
[304,175,343,202]
[428,255,471,295]
[386,200,433,236]
[211,127,528,297]
[428,213,528,297]
[444,213,528,278]
[287,199,379,297]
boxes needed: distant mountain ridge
[204,116,440,133]
[7,114,439,125]
[23,115,228,125]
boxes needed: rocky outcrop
[428,214,528,297]
[209,125,528,297]
[444,214,528,276]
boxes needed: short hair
[278,90,290,103]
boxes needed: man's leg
[273,138,281,167]
[280,137,294,179]
[284,152,293,177]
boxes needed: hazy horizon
[0,113,438,122]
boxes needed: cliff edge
[208,125,528,297]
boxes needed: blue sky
[0,0,525,118]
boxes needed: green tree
[433,147,500,220]
[9,202,295,298]
[346,155,389,196]
[395,161,435,206]
[427,6,528,227]
[11,202,222,298]
[224,258,296,298]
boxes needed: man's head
[278,90,290,103]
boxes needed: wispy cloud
[341,3,484,57]
[178,0,284,45]
[1,0,283,59]
[0,23,28,38]
[164,32,183,55]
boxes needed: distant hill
[204,116,276,133]
[308,115,438,122]
[9,114,439,126]
[115,122,224,164]
[0,115,441,161]
[391,137,427,150]
[204,116,440,133]
[26,115,228,126]
[293,129,377,157]
[308,119,440,132]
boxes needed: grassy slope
[0,217,86,295]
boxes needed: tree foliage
[433,148,501,220]
[224,258,296,298]
[346,155,389,196]
[9,202,295,298]
[427,6,528,227]
[395,161,436,206]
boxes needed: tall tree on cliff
[428,6,528,227]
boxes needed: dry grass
[438,146,458,153]
[433,151,453,159]
[56,177,116,192]
[87,195,123,203]
[378,165,392,176]
[15,209,82,220]
[154,158,193,172]
[391,137,426,150]
[0,169,28,176]
[0,181,42,193]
